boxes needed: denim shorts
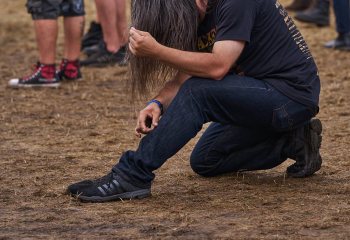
[26,0,85,20]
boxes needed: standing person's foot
[82,44,100,57]
[294,0,330,27]
[8,62,60,88]
[67,172,151,202]
[57,59,82,81]
[285,0,313,11]
[324,33,350,51]
[81,42,127,67]
[287,118,323,178]
[81,21,103,51]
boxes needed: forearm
[154,72,190,110]
[129,28,245,80]
[155,41,243,80]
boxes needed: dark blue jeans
[334,0,350,34]
[113,74,315,187]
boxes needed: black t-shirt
[197,0,320,108]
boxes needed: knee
[190,153,217,178]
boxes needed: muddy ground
[0,0,350,239]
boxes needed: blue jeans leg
[334,0,350,34]
[190,123,289,177]
[113,74,314,187]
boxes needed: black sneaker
[67,172,151,202]
[80,42,126,67]
[324,33,350,51]
[287,118,323,178]
[294,0,330,27]
[82,43,100,57]
[57,59,82,81]
[8,62,60,88]
[285,0,312,12]
[81,21,103,50]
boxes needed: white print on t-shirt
[276,1,313,60]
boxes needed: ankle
[104,42,119,53]
[40,63,56,79]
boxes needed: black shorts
[26,0,85,20]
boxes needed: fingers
[129,30,142,56]
[134,108,161,137]
[128,37,136,55]
[129,28,144,42]
[152,110,161,127]
[134,112,152,137]
[139,112,149,132]
[130,27,147,36]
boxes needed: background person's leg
[334,0,350,34]
[113,74,314,187]
[324,0,350,50]
[63,16,84,61]
[95,0,120,52]
[190,123,289,177]
[9,0,60,87]
[58,17,84,80]
[115,0,128,47]
[80,0,126,67]
[34,20,58,64]
[58,0,85,80]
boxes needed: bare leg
[63,16,85,60]
[115,0,128,46]
[34,20,58,64]
[95,0,120,52]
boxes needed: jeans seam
[272,100,295,130]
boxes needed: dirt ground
[1,0,349,239]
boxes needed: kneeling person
[68,0,322,202]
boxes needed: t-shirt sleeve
[215,0,257,43]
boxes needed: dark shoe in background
[294,0,330,27]
[8,62,60,88]
[324,33,350,51]
[287,118,323,178]
[57,59,82,81]
[81,42,127,67]
[285,0,313,11]
[81,21,103,51]
[67,172,151,202]
[82,43,100,57]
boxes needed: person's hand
[135,102,162,138]
[129,27,161,58]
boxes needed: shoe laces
[21,63,41,82]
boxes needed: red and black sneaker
[57,59,82,81]
[8,62,60,88]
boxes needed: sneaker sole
[75,189,151,203]
[288,119,323,178]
